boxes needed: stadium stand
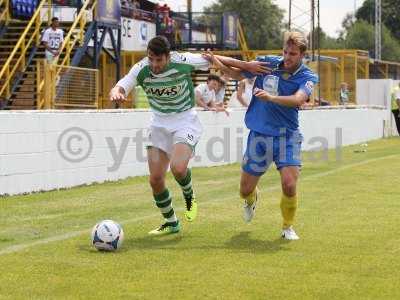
[0,0,96,110]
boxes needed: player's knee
[281,178,297,197]
[170,163,187,179]
[240,181,254,198]
[149,174,165,189]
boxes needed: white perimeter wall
[357,79,399,136]
[0,108,390,196]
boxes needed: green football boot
[148,221,181,236]
[184,195,197,222]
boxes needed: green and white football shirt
[117,52,210,114]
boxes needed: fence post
[44,61,52,109]
[95,70,99,109]
[50,65,56,109]
[47,0,52,25]
[36,60,41,109]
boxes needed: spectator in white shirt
[41,17,64,64]
[215,76,226,107]
[229,77,255,108]
[195,74,220,110]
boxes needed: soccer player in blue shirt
[207,31,319,240]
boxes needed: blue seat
[22,1,28,17]
[11,0,21,18]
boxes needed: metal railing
[37,0,97,109]
[0,0,52,101]
[238,21,254,61]
[0,0,10,23]
[55,0,97,66]
[37,60,98,109]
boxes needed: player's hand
[208,105,229,116]
[109,87,126,102]
[253,87,272,101]
[245,61,271,75]
[219,107,230,116]
[202,52,212,62]
[202,51,224,69]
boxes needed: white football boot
[281,226,300,240]
[243,188,259,223]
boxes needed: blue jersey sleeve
[298,74,319,96]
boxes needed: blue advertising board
[96,0,121,26]
[223,12,238,48]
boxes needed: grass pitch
[0,138,399,299]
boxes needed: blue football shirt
[243,55,319,136]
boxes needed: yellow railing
[55,0,97,66]
[238,21,255,61]
[37,0,97,109]
[37,60,99,109]
[0,0,10,23]
[0,0,52,101]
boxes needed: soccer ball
[91,220,124,251]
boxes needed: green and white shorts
[147,109,203,155]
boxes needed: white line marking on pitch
[0,153,398,256]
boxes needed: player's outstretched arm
[213,55,271,75]
[203,52,244,81]
[109,86,127,102]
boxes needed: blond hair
[283,31,308,53]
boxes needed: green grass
[0,138,400,299]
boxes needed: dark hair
[147,36,170,56]
[51,17,59,22]
[207,74,220,82]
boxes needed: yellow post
[101,53,107,108]
[47,0,52,24]
[95,70,99,109]
[44,61,52,109]
[21,39,26,67]
[340,54,345,84]
[79,11,85,45]
[50,65,56,109]
[353,53,358,104]
[36,60,41,109]
[5,65,10,98]
[5,0,9,21]
[326,62,332,102]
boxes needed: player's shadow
[122,231,289,254]
[123,234,184,251]
[223,231,290,253]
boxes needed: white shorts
[147,109,203,155]
[45,50,56,64]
